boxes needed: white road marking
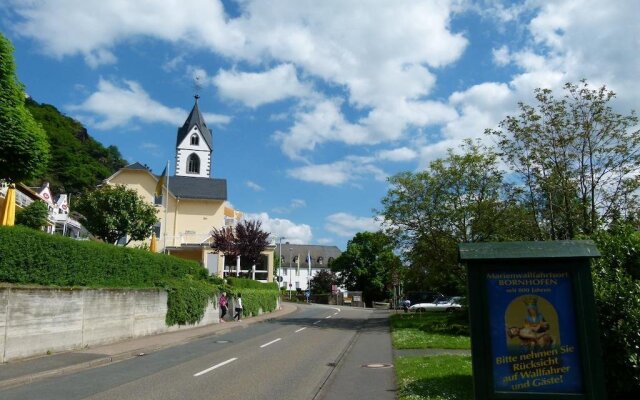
[295,327,306,333]
[325,315,332,319]
[333,312,339,315]
[330,307,341,312]
[194,358,237,377]
[313,320,321,325]
[260,338,282,348]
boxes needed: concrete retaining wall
[0,287,220,363]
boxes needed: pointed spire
[176,96,212,150]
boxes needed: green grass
[393,330,470,349]
[396,355,473,400]
[390,312,471,349]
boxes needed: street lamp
[289,247,293,300]
[277,237,285,287]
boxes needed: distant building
[0,181,84,238]
[275,244,342,291]
[104,96,274,281]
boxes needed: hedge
[226,276,278,291]
[162,277,219,326]
[0,226,207,287]
[235,289,279,317]
[227,277,279,317]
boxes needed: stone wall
[0,287,219,363]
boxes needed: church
[104,96,275,282]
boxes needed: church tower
[175,95,212,178]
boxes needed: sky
[1,0,638,250]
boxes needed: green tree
[487,80,640,239]
[15,200,49,230]
[0,33,50,182]
[25,99,126,194]
[74,185,158,245]
[331,231,401,305]
[379,140,535,292]
[309,269,337,294]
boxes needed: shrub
[15,200,49,229]
[163,277,219,326]
[591,264,640,397]
[226,277,279,317]
[0,226,217,326]
[0,226,206,287]
[227,276,278,290]
[236,289,279,317]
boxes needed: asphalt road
[0,304,385,400]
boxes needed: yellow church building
[104,96,274,282]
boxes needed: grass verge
[390,312,471,349]
[395,355,473,400]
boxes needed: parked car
[409,296,464,313]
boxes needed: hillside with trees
[24,98,126,194]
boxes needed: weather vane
[193,74,202,100]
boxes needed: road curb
[0,303,298,390]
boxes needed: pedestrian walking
[219,291,228,323]
[403,298,410,313]
[234,293,243,321]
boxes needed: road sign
[277,276,283,282]
[289,283,292,288]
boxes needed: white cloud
[163,54,186,72]
[244,212,312,244]
[324,213,381,238]
[68,79,186,129]
[246,181,264,192]
[509,0,639,109]
[202,112,232,125]
[68,79,230,129]
[213,64,311,108]
[9,0,239,66]
[492,45,510,66]
[291,199,306,208]
[287,156,386,186]
[377,148,418,162]
[275,98,369,160]
[84,48,117,69]
[272,199,306,214]
[10,0,470,159]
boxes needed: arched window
[187,153,200,174]
[317,256,324,265]
[190,134,199,146]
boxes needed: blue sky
[1,0,638,250]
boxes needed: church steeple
[175,96,213,178]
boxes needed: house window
[187,153,200,174]
[317,256,324,265]
[154,193,163,205]
[190,134,199,146]
[153,223,161,238]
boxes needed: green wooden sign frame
[459,241,606,400]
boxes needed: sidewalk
[0,303,297,390]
